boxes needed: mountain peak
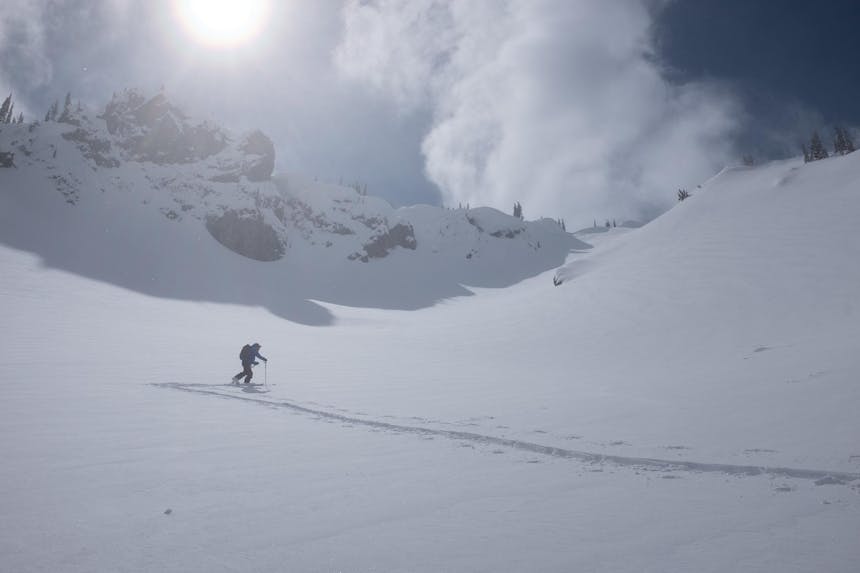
[100,89,229,165]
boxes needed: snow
[0,109,580,321]
[2,111,860,571]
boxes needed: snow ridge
[0,90,584,317]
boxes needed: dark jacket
[240,344,267,365]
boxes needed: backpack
[239,344,253,362]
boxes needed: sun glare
[176,0,269,48]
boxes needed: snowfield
[2,108,860,571]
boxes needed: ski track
[153,382,860,484]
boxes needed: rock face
[238,130,275,182]
[96,90,275,183]
[206,210,286,262]
[210,130,275,183]
[101,91,228,165]
[61,127,120,168]
[355,223,417,262]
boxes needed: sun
[175,0,269,48]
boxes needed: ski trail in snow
[153,383,860,484]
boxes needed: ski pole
[265,361,268,389]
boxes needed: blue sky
[656,0,860,157]
[0,1,856,226]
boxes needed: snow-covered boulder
[205,209,286,262]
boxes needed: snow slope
[2,110,860,571]
[0,92,581,324]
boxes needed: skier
[232,342,267,384]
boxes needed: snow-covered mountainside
[0,90,580,324]
[1,98,859,572]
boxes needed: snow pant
[235,362,253,384]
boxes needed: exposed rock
[352,222,417,262]
[352,214,386,229]
[465,214,484,232]
[238,130,275,182]
[0,151,14,168]
[206,210,286,262]
[490,228,523,239]
[61,128,119,168]
[211,130,275,183]
[282,196,356,239]
[101,90,228,164]
[95,90,276,183]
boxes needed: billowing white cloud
[0,0,53,113]
[0,0,134,117]
[336,0,740,225]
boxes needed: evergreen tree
[677,189,691,202]
[0,93,12,123]
[809,131,829,161]
[16,112,23,124]
[845,129,856,154]
[47,100,59,122]
[833,127,846,155]
[802,143,811,163]
[513,202,523,220]
[834,126,855,155]
[58,92,72,122]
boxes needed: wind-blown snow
[1,111,860,571]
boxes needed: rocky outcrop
[210,130,275,183]
[97,90,276,183]
[61,127,120,168]
[205,210,286,262]
[101,90,228,164]
[350,222,417,262]
[238,130,275,182]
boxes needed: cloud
[0,1,132,117]
[0,1,54,113]
[336,0,740,225]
